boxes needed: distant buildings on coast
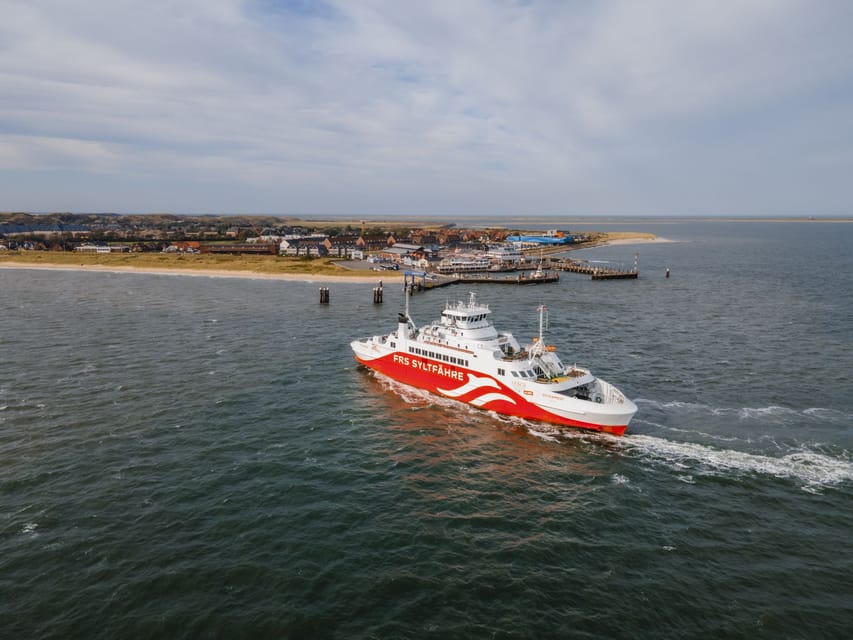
[0,213,593,270]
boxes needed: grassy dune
[0,251,368,277]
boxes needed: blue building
[505,234,573,245]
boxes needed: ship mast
[404,282,411,321]
[531,304,548,357]
[398,283,415,340]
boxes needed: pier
[350,255,638,305]
[396,269,562,296]
[456,270,559,285]
[403,270,457,291]
[552,253,639,280]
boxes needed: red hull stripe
[355,352,627,436]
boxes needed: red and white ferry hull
[352,346,633,436]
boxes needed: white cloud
[0,134,121,172]
[1,0,851,214]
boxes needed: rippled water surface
[1,221,851,638]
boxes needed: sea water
[1,220,851,638]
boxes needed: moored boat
[436,256,491,273]
[351,292,637,435]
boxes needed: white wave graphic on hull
[437,374,500,397]
[470,392,517,407]
[438,373,517,408]
[372,373,516,423]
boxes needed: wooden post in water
[373,286,383,303]
[666,268,670,278]
[319,287,330,303]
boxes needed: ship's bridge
[440,310,497,340]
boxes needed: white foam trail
[374,373,468,412]
[635,398,852,424]
[368,377,852,490]
[620,434,853,490]
[525,427,559,442]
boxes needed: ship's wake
[616,434,853,492]
[372,372,479,415]
[367,372,852,492]
[634,398,852,427]
[613,397,853,491]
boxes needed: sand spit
[598,237,679,246]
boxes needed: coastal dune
[0,262,393,284]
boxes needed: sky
[2,0,852,217]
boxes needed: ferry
[351,292,637,435]
[485,245,524,263]
[436,256,491,274]
[485,244,524,270]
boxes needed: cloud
[1,0,852,214]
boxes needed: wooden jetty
[553,256,638,280]
[406,269,560,289]
[591,270,638,280]
[457,270,559,285]
[424,276,458,289]
[404,271,457,291]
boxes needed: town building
[75,243,131,253]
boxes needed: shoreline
[578,236,679,248]
[0,237,671,283]
[0,262,401,284]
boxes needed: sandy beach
[593,237,678,246]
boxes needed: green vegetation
[0,251,384,277]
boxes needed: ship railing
[601,383,625,405]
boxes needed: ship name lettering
[410,357,464,381]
